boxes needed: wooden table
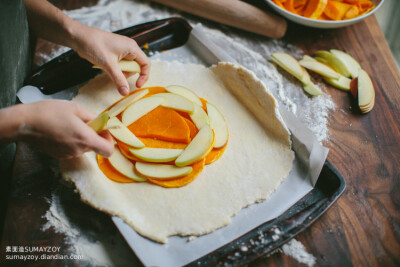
[1,1,400,266]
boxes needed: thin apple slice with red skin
[350,77,358,98]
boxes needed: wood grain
[1,1,400,266]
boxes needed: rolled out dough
[60,61,294,243]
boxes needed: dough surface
[60,61,294,243]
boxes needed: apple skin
[87,112,109,133]
[350,77,358,98]
[165,85,203,106]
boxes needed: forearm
[0,105,26,144]
[24,0,82,49]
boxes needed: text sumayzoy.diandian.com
[4,246,83,261]
[5,254,84,261]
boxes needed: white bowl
[265,0,384,28]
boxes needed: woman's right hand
[15,100,114,159]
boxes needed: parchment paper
[111,25,329,267]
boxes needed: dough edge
[60,61,295,244]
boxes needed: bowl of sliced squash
[265,0,384,28]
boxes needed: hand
[72,25,151,96]
[16,100,114,159]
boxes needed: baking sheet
[112,24,329,267]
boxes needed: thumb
[104,60,130,96]
[85,129,114,157]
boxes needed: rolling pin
[151,0,287,38]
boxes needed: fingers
[72,102,97,122]
[132,49,150,88]
[103,60,130,96]
[123,40,150,88]
[85,129,114,157]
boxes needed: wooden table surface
[1,1,400,266]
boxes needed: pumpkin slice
[146,159,205,188]
[97,154,134,183]
[128,106,191,143]
[205,142,228,165]
[183,117,199,140]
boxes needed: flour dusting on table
[36,0,330,264]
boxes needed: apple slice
[299,59,340,79]
[135,162,192,179]
[165,85,203,106]
[330,49,361,78]
[357,69,375,109]
[108,146,146,182]
[121,96,165,126]
[302,55,317,62]
[190,104,210,129]
[314,51,351,77]
[108,89,149,117]
[129,147,183,162]
[206,103,229,148]
[271,52,309,85]
[107,117,144,148]
[153,93,195,113]
[93,60,141,73]
[175,125,214,167]
[324,75,351,91]
[303,82,323,96]
[87,112,109,133]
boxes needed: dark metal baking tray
[24,17,346,266]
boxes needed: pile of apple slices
[271,49,375,113]
[96,85,229,188]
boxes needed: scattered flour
[37,0,330,265]
[282,239,317,267]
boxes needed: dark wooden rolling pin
[151,0,287,38]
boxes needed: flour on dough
[60,61,294,243]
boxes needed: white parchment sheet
[112,25,329,267]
